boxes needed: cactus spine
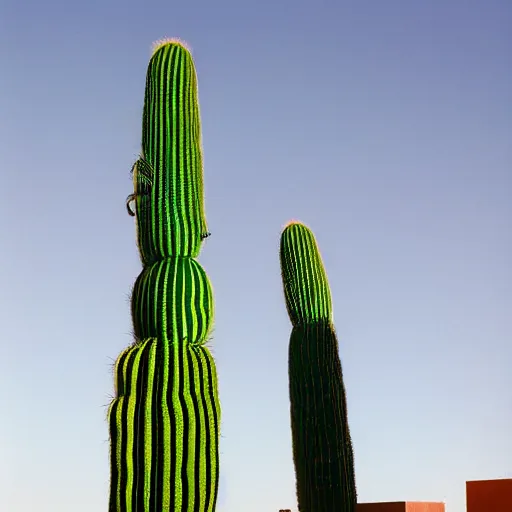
[279,221,356,512]
[108,40,220,512]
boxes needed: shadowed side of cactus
[280,221,356,512]
[109,40,220,512]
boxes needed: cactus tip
[282,219,307,231]
[151,37,192,56]
[282,219,315,237]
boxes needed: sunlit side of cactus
[108,40,220,512]
[280,221,356,512]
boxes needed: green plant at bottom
[108,39,220,512]
[279,221,357,512]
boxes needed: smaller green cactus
[280,221,357,512]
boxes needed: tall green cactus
[108,39,220,512]
[279,221,356,512]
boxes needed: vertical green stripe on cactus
[279,220,357,512]
[132,40,209,263]
[110,39,220,512]
[280,221,332,325]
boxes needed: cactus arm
[280,221,357,512]
[109,40,220,512]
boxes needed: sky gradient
[2,1,511,511]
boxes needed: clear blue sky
[1,1,510,511]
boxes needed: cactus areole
[109,40,220,512]
[280,221,357,512]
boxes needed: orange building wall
[406,503,445,512]
[466,478,512,512]
[357,502,444,512]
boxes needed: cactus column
[108,40,220,512]
[279,221,356,512]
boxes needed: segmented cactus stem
[108,40,220,512]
